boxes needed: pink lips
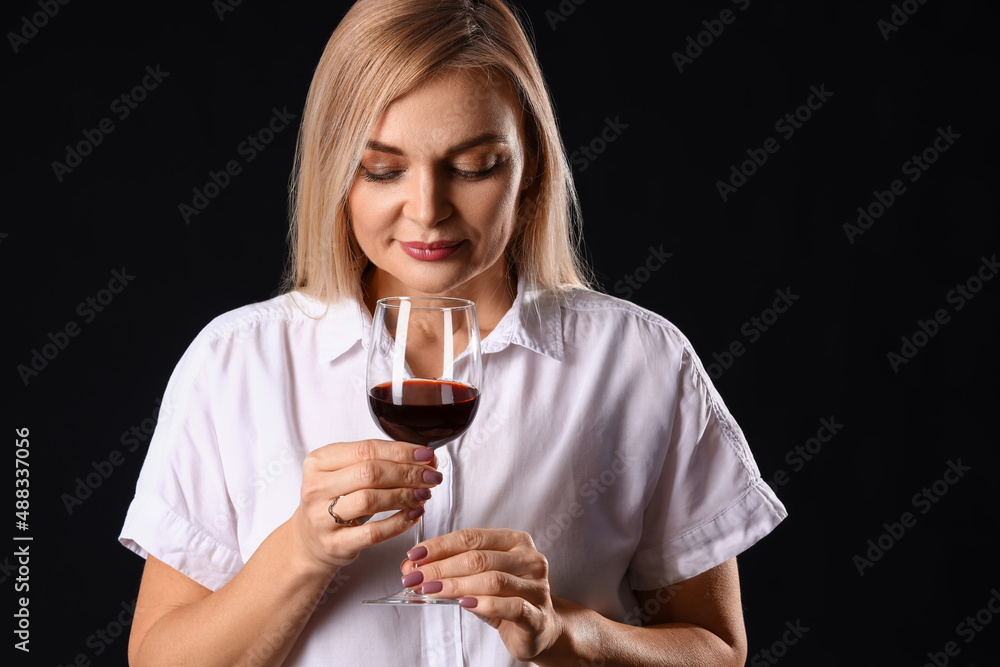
[399,240,464,261]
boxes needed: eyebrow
[365,132,509,157]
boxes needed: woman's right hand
[129,439,438,667]
[290,439,441,572]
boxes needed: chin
[405,276,470,297]
[375,264,465,297]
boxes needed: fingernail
[401,571,423,588]
[423,470,443,484]
[414,448,434,462]
[414,487,431,501]
[458,597,478,608]
[408,506,425,520]
[421,581,443,594]
[407,546,428,561]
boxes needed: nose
[402,167,452,228]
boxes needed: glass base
[363,588,461,605]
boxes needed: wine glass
[362,296,482,605]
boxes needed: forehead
[368,69,523,153]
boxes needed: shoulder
[552,287,694,354]
[192,291,328,346]
[167,291,339,390]
[554,290,751,453]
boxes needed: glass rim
[375,296,476,311]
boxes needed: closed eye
[358,156,508,184]
[453,157,506,181]
[361,167,403,183]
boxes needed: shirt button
[439,458,449,469]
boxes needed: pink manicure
[401,571,423,588]
[420,581,443,594]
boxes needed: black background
[5,0,999,665]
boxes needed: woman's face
[348,68,530,307]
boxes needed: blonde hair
[284,0,591,302]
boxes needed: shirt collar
[313,274,564,364]
[313,295,369,363]
[482,275,564,361]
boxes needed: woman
[120,1,787,665]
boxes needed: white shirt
[119,280,786,666]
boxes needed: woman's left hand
[400,528,563,662]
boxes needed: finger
[325,506,425,559]
[325,486,432,524]
[410,548,541,584]
[305,460,444,506]
[410,528,534,565]
[421,570,546,607]
[304,439,437,473]
[456,595,540,630]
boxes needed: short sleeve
[628,345,787,590]
[118,328,244,591]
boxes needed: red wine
[368,379,480,448]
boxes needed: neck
[361,263,517,336]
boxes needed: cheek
[491,181,522,242]
[469,180,520,235]
[348,189,396,241]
